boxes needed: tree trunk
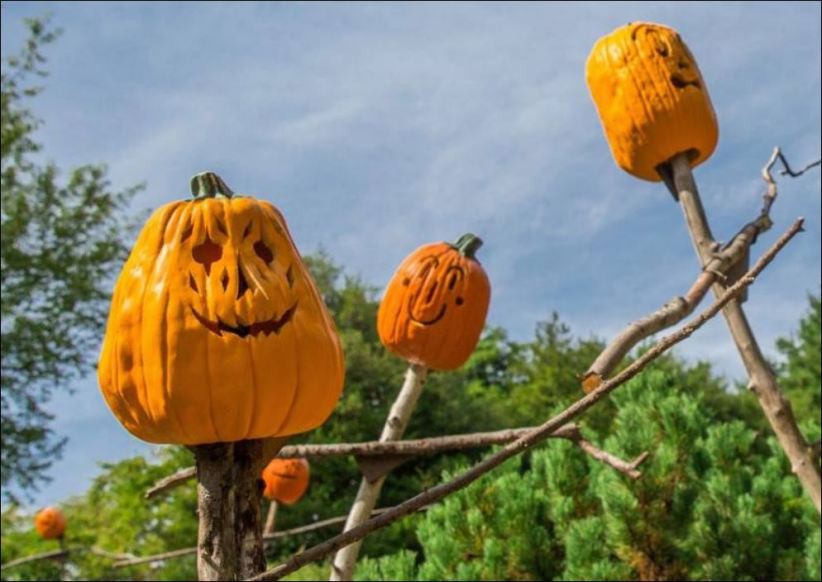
[194,438,285,580]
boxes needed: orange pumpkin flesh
[262,458,310,505]
[98,172,345,445]
[586,22,719,181]
[377,233,491,371]
[34,507,66,540]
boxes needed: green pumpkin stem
[190,172,234,199]
[452,233,483,259]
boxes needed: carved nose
[237,261,249,298]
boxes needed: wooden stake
[264,501,279,536]
[329,363,428,581]
[193,438,285,580]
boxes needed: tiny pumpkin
[98,172,345,445]
[586,22,718,181]
[377,233,491,371]
[34,507,66,540]
[262,458,310,505]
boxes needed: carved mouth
[409,304,447,327]
[191,303,298,338]
[670,73,700,90]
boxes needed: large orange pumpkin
[377,233,490,371]
[586,22,718,182]
[262,458,310,505]
[34,507,66,540]
[98,172,345,445]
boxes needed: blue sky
[2,1,820,508]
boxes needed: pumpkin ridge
[138,205,179,440]
[160,246,189,443]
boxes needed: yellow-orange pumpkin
[262,458,310,505]
[98,172,345,445]
[377,233,490,371]
[586,22,718,181]
[34,507,66,540]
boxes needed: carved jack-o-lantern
[34,507,66,540]
[261,458,310,505]
[98,173,345,445]
[586,22,719,181]
[377,233,491,371]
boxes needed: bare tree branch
[248,219,802,582]
[581,147,818,388]
[144,467,196,499]
[0,549,69,572]
[146,424,647,500]
[109,507,422,569]
[670,151,820,515]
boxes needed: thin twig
[145,467,196,499]
[249,219,803,582]
[1,549,70,572]
[110,506,421,568]
[146,425,646,500]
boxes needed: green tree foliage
[1,14,141,499]
[357,370,821,581]
[1,252,818,579]
[777,293,821,425]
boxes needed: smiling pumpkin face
[586,22,719,181]
[377,233,490,371]
[98,173,345,445]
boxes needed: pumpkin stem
[190,172,234,199]
[452,233,483,259]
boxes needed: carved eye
[402,277,411,286]
[254,241,274,264]
[192,237,222,275]
[655,40,669,57]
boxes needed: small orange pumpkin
[34,507,66,540]
[262,458,310,505]
[586,22,718,181]
[377,233,491,371]
[98,172,345,445]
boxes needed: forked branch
[248,219,803,581]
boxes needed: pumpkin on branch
[332,233,491,580]
[98,172,345,580]
[262,458,310,505]
[586,21,719,182]
[377,233,491,371]
[34,507,66,540]
[98,172,345,445]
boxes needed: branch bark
[248,219,802,582]
[148,425,647,500]
[583,148,799,386]
[193,438,284,580]
[669,151,820,515]
[329,363,428,581]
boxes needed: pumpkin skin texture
[261,458,310,505]
[586,22,718,182]
[377,233,490,371]
[98,173,345,445]
[34,507,66,540]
